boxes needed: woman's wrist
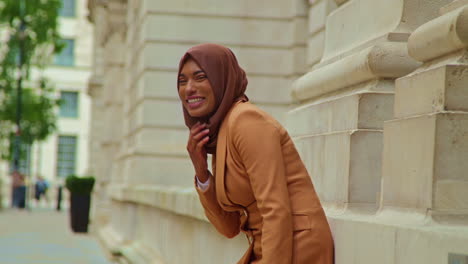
[196,170,209,183]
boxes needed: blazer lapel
[215,103,241,212]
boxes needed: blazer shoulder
[226,102,280,134]
[228,102,271,125]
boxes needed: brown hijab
[177,43,248,154]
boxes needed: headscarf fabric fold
[177,43,248,154]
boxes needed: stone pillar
[288,0,452,212]
[381,2,468,224]
[289,1,468,262]
[87,0,127,237]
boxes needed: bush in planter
[65,175,95,233]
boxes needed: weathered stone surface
[307,30,325,66]
[287,90,393,137]
[382,113,468,212]
[308,0,337,35]
[143,14,296,48]
[119,155,193,187]
[395,65,468,118]
[295,130,383,207]
[141,0,305,18]
[292,42,419,101]
[408,5,468,62]
[331,215,468,264]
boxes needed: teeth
[187,98,204,103]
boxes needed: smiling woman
[178,59,216,118]
[176,43,334,264]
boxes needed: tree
[0,0,63,162]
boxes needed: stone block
[142,0,299,19]
[293,46,307,75]
[122,155,193,187]
[307,30,325,66]
[295,130,383,207]
[142,42,295,76]
[134,127,187,156]
[332,218,396,264]
[292,17,308,45]
[287,91,393,137]
[134,99,185,128]
[134,205,245,264]
[245,76,293,104]
[323,0,404,60]
[349,131,383,204]
[381,115,436,209]
[328,214,468,264]
[395,65,468,118]
[143,14,294,48]
[382,113,468,212]
[308,0,337,35]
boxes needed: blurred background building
[0,0,93,207]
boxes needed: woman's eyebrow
[178,73,186,78]
[193,70,205,75]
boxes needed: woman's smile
[186,96,206,109]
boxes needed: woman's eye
[196,75,207,81]
[178,79,187,84]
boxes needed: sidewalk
[0,208,114,264]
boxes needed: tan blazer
[196,102,334,264]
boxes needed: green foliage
[0,0,64,160]
[65,176,96,196]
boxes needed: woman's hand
[187,122,210,182]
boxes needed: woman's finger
[192,129,209,141]
[190,123,206,137]
[196,136,210,150]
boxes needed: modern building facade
[0,0,93,207]
[87,0,468,263]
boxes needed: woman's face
[178,59,216,118]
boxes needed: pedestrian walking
[177,43,334,264]
[34,176,49,206]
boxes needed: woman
[177,43,334,264]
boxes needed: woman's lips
[187,97,205,109]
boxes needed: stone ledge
[97,225,166,264]
[330,209,468,264]
[109,184,207,222]
[291,42,419,101]
[408,5,468,62]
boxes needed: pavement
[0,207,114,264]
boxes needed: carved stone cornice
[291,41,421,101]
[87,0,109,23]
[87,74,104,97]
[408,5,468,62]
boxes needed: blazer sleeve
[231,109,293,264]
[195,164,241,239]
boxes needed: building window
[60,0,76,17]
[56,136,77,178]
[54,39,74,66]
[59,91,79,118]
[9,141,32,176]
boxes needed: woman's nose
[185,80,196,94]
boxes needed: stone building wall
[87,0,468,263]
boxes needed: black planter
[69,193,91,233]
